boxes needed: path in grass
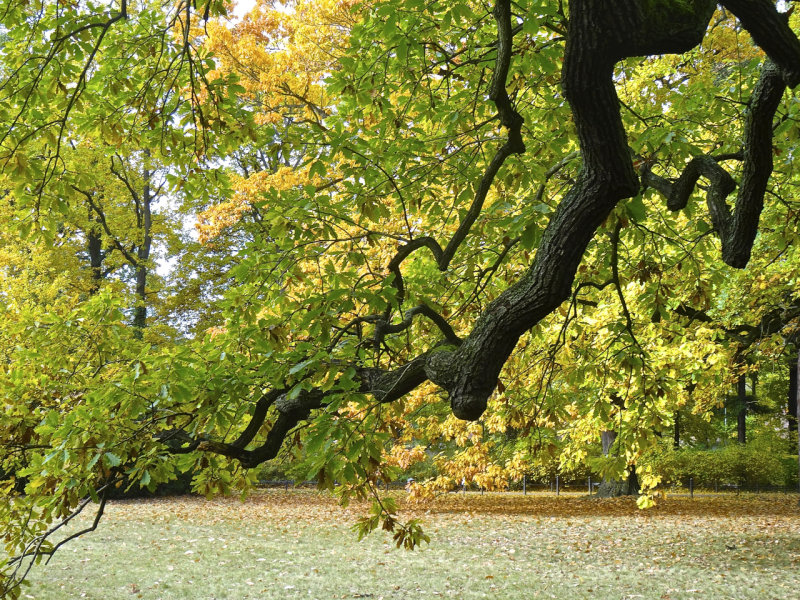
[23,490,800,600]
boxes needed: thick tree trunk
[133,262,148,330]
[87,223,103,295]
[132,161,152,333]
[737,375,747,445]
[596,430,640,497]
[674,410,680,450]
[596,469,640,498]
[789,355,798,435]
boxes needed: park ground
[20,490,800,600]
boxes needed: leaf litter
[21,490,800,600]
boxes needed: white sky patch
[231,0,294,21]
[232,0,257,20]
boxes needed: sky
[232,0,257,20]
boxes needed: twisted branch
[643,59,787,267]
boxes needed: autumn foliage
[2,1,800,597]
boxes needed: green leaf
[104,452,122,467]
[289,358,315,376]
[521,222,540,249]
[626,195,647,222]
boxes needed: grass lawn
[18,490,800,600]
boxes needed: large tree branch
[676,296,800,349]
[176,0,800,465]
[643,58,787,267]
[422,0,719,420]
[726,59,786,267]
[229,389,284,450]
[187,355,431,469]
[411,0,791,422]
[720,0,800,87]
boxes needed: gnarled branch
[423,0,717,420]
[185,354,431,469]
[720,0,800,86]
[643,59,787,268]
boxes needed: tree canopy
[2,1,800,596]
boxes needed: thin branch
[610,220,642,353]
[381,304,463,347]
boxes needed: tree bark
[596,430,640,497]
[132,157,152,333]
[720,0,800,87]
[87,212,104,295]
[789,355,798,436]
[425,0,718,420]
[737,374,747,445]
[173,0,800,469]
[642,59,787,269]
[596,469,640,498]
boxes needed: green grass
[18,490,800,600]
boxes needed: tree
[790,346,800,496]
[790,353,798,436]
[65,146,171,329]
[2,0,800,595]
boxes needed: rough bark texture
[597,430,640,497]
[173,0,800,466]
[737,375,747,445]
[789,355,798,436]
[725,60,786,267]
[425,0,717,420]
[643,59,787,268]
[596,471,640,498]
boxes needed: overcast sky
[233,0,257,20]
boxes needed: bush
[107,470,196,499]
[254,461,294,483]
[644,438,797,490]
